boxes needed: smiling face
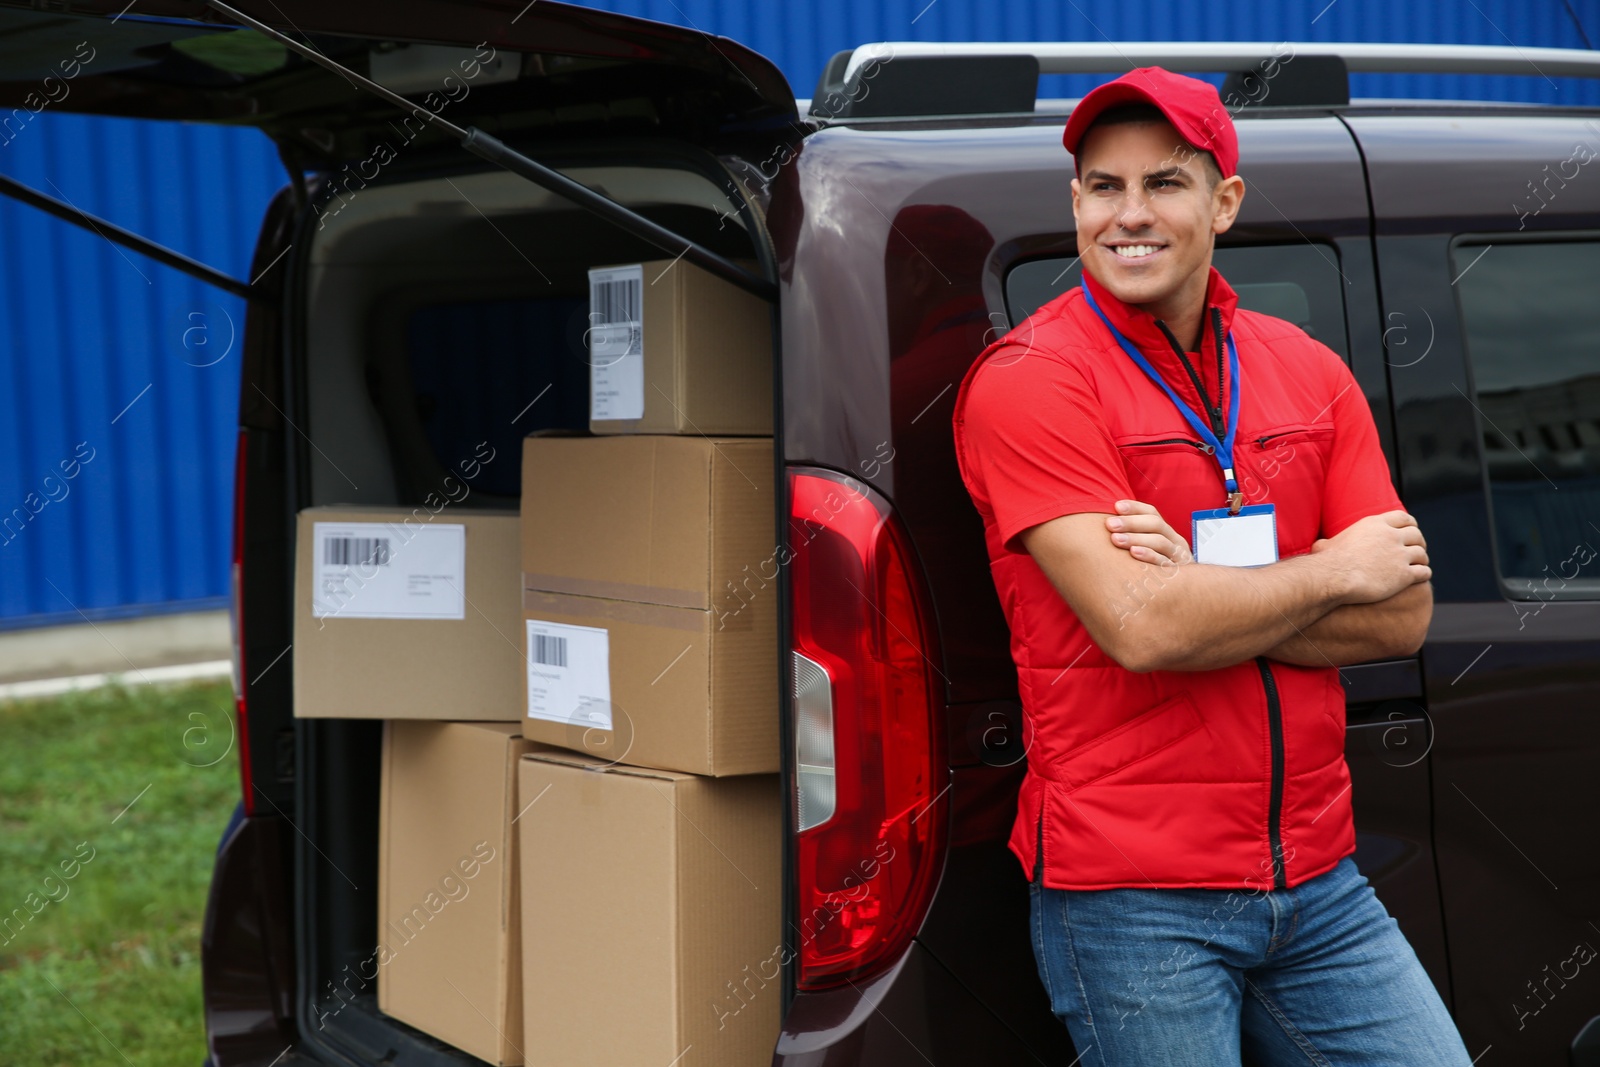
[1071,116,1245,328]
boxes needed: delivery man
[951,67,1473,1066]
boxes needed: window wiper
[203,0,778,304]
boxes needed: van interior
[293,156,770,1061]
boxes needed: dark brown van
[4,3,1598,1064]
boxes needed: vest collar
[1079,267,1242,417]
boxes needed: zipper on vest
[1122,437,1215,453]
[1256,430,1307,448]
[1257,656,1288,890]
[1034,806,1045,882]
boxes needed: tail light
[230,429,256,815]
[787,467,948,989]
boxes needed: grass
[0,678,241,1066]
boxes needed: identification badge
[1192,504,1279,567]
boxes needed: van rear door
[0,1,795,138]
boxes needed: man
[951,67,1472,1065]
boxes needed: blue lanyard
[1082,279,1243,505]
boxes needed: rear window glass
[395,295,591,500]
[1454,238,1600,595]
[1005,243,1350,359]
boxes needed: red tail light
[787,467,948,989]
[231,429,256,815]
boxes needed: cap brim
[1061,81,1163,155]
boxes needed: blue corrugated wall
[0,115,281,630]
[586,0,1599,104]
[0,0,1594,631]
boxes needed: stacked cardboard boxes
[518,433,777,776]
[516,258,783,1064]
[293,256,782,1066]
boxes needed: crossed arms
[1018,500,1433,673]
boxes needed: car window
[366,293,592,505]
[1454,238,1600,597]
[1004,244,1351,359]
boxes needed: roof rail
[839,42,1600,83]
[810,42,1600,120]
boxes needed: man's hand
[1256,522,1433,664]
[1105,499,1194,565]
[1313,511,1431,602]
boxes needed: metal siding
[582,0,1599,104]
[0,112,281,630]
[0,1,1595,628]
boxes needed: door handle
[1341,658,1422,705]
[1341,661,1430,765]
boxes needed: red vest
[953,268,1390,891]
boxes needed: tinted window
[1005,243,1350,358]
[1455,239,1600,595]
[360,293,592,506]
[404,296,591,498]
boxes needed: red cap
[1061,66,1239,180]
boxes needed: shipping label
[525,618,613,729]
[588,264,645,421]
[311,521,466,619]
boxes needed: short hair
[1077,102,1224,190]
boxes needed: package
[586,259,772,435]
[518,751,782,1066]
[293,506,522,720]
[378,721,538,1065]
[520,436,777,775]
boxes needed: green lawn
[0,678,240,1065]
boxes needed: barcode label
[323,536,389,567]
[589,264,646,421]
[530,633,568,667]
[311,522,465,620]
[525,619,612,729]
[592,276,640,325]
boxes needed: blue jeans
[1028,856,1473,1066]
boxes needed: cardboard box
[294,506,523,719]
[378,721,538,1065]
[519,588,774,776]
[520,435,774,614]
[587,258,772,435]
[520,437,777,775]
[518,751,782,1067]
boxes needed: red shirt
[952,266,1403,890]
